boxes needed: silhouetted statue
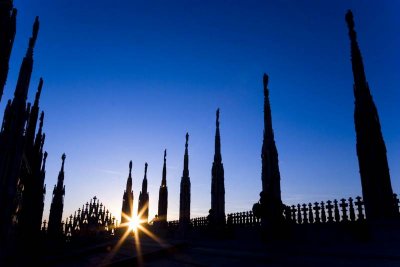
[0,0,17,101]
[158,150,168,225]
[211,109,226,226]
[345,10,396,220]
[253,74,284,236]
[179,133,191,229]
[138,162,149,224]
[48,154,66,238]
[121,161,134,225]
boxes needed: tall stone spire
[211,109,225,226]
[14,16,38,103]
[345,10,395,220]
[0,17,40,239]
[158,149,168,224]
[48,154,66,237]
[0,0,17,101]
[259,74,283,224]
[121,161,134,224]
[138,162,149,223]
[179,133,191,227]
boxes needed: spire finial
[129,160,132,176]
[145,162,148,175]
[185,132,189,148]
[164,149,167,162]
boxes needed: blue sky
[4,0,400,223]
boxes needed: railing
[167,194,400,228]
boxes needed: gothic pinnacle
[129,160,132,177]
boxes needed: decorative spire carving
[345,10,395,220]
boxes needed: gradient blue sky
[4,0,400,223]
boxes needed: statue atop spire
[345,10,396,220]
[210,109,225,226]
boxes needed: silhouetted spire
[138,162,149,223]
[127,160,132,191]
[121,160,134,224]
[260,73,283,224]
[48,153,66,237]
[345,10,395,220]
[180,133,191,227]
[161,149,167,187]
[142,162,148,193]
[14,17,39,102]
[214,109,221,163]
[158,150,168,224]
[183,133,189,177]
[0,1,17,101]
[59,153,66,185]
[211,109,225,226]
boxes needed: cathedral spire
[142,162,148,193]
[183,132,189,178]
[161,149,167,187]
[121,160,134,224]
[345,10,395,220]
[0,1,17,101]
[214,109,221,163]
[259,73,283,224]
[14,16,39,102]
[158,150,168,224]
[179,133,191,227]
[211,109,225,226]
[138,162,149,223]
[48,153,66,237]
[126,160,132,191]
[58,153,66,185]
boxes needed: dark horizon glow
[4,0,400,223]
